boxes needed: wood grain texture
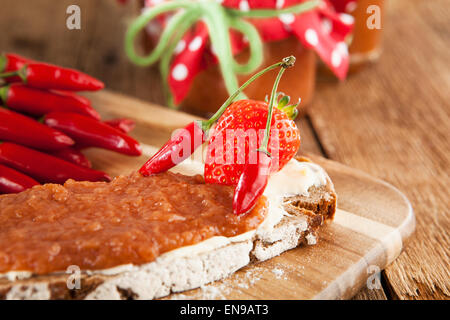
[308,0,450,300]
[0,0,164,104]
[0,0,446,300]
[352,285,387,300]
[81,91,414,300]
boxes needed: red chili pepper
[0,56,104,91]
[233,152,271,215]
[0,142,110,184]
[0,108,74,151]
[105,118,136,133]
[232,58,293,215]
[0,53,33,70]
[0,84,100,119]
[49,148,92,168]
[139,121,206,176]
[0,164,39,194]
[52,90,94,116]
[0,53,32,81]
[44,112,142,156]
[52,90,91,104]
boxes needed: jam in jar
[347,0,385,69]
[135,1,353,116]
[179,37,316,117]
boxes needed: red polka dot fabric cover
[328,0,358,13]
[143,0,354,104]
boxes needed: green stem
[0,65,27,83]
[202,56,295,132]
[0,54,6,73]
[202,1,243,101]
[0,85,9,104]
[259,56,296,153]
[229,16,263,74]
[125,0,195,66]
[0,70,18,78]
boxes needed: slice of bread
[0,157,336,300]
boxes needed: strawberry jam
[0,172,266,275]
[348,0,385,69]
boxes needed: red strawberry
[204,99,301,186]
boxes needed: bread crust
[0,158,336,300]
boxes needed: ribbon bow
[125,0,352,107]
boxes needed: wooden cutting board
[82,91,415,300]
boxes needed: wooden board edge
[307,153,416,243]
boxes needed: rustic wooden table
[1,0,448,300]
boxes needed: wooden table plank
[307,0,450,299]
[0,0,165,104]
[352,286,388,300]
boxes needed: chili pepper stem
[0,55,6,73]
[258,56,296,155]
[202,56,296,133]
[0,71,17,78]
[0,65,27,82]
[0,85,8,104]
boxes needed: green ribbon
[125,0,320,108]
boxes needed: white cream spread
[1,271,33,282]
[1,145,329,279]
[257,159,328,238]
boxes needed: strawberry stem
[259,56,296,154]
[202,56,295,133]
[278,100,300,120]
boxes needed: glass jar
[318,0,385,77]
[138,2,318,117]
[179,37,316,117]
[347,0,385,69]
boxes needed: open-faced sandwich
[0,57,336,300]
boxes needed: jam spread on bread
[0,172,266,274]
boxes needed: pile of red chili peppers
[0,53,142,194]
